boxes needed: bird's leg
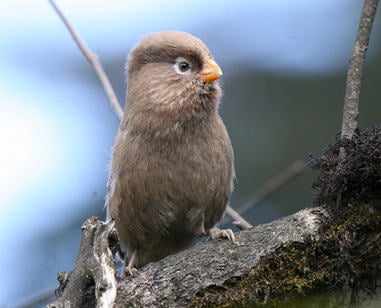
[122,250,138,277]
[205,227,237,244]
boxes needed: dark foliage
[310,125,381,206]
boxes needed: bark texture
[48,201,381,307]
[341,0,379,139]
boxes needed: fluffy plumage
[106,31,235,274]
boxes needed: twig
[341,0,379,140]
[223,160,306,226]
[225,205,253,230]
[224,205,252,230]
[13,287,56,307]
[48,0,124,120]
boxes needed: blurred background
[1,0,380,306]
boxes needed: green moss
[194,202,381,307]
[193,126,381,306]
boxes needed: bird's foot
[121,250,138,277]
[206,227,238,244]
[123,265,138,277]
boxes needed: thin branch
[225,205,253,230]
[236,160,306,213]
[341,0,379,140]
[223,160,306,226]
[48,0,124,120]
[13,287,56,308]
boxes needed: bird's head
[125,31,223,123]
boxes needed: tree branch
[47,218,117,308]
[48,202,381,307]
[225,206,253,230]
[341,0,379,140]
[48,0,124,120]
[223,160,305,226]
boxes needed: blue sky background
[1,0,380,306]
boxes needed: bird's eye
[178,62,190,72]
[174,57,192,75]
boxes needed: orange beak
[199,59,223,82]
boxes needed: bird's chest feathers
[119,107,230,196]
[123,116,226,183]
[132,119,211,164]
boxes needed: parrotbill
[106,31,235,275]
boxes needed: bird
[106,31,236,275]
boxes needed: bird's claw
[208,227,238,244]
[121,250,138,278]
[125,266,138,277]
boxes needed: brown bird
[106,31,235,275]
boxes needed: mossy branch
[48,203,381,307]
